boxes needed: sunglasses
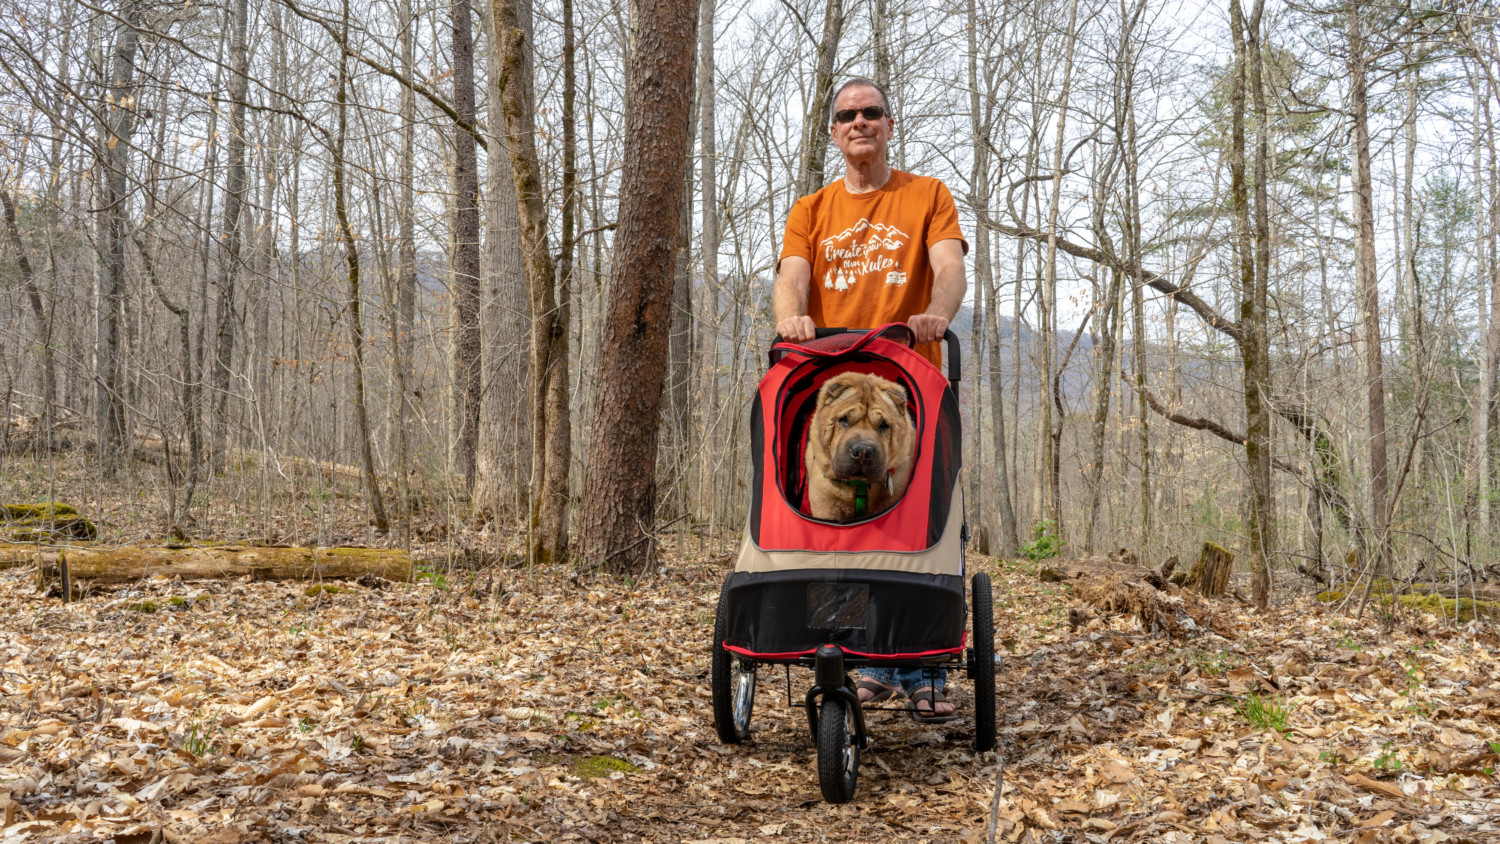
[832,106,888,124]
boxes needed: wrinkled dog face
[805,372,916,522]
[818,374,907,483]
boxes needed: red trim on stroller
[722,632,966,661]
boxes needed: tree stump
[1038,553,1236,639]
[1177,542,1233,597]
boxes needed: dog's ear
[820,379,852,405]
[882,383,907,410]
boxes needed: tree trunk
[333,0,389,533]
[134,223,200,527]
[492,0,569,564]
[450,0,484,493]
[795,0,843,198]
[1229,0,1273,608]
[475,0,531,522]
[392,0,418,515]
[1347,2,1390,580]
[94,1,141,475]
[1040,0,1081,533]
[966,0,1014,555]
[698,0,720,524]
[545,0,578,557]
[579,0,699,573]
[666,76,696,519]
[872,0,890,89]
[209,0,249,474]
[1125,33,1151,562]
[0,188,54,440]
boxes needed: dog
[804,371,916,522]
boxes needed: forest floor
[2,460,1500,842]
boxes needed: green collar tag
[829,477,870,518]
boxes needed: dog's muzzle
[834,439,886,482]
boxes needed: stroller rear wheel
[712,576,755,743]
[816,695,860,803]
[971,571,997,752]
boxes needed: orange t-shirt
[779,170,967,365]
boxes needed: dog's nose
[848,442,876,465]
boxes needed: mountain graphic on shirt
[819,219,910,292]
[820,219,909,253]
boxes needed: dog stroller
[709,324,996,804]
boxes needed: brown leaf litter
[2,554,1498,842]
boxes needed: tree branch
[983,213,1244,345]
[278,0,488,151]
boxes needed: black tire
[816,695,859,803]
[712,575,754,744]
[971,571,997,752]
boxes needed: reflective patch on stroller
[808,582,869,629]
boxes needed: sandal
[907,686,959,724]
[855,679,903,704]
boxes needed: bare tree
[208,0,249,473]
[332,0,389,532]
[795,0,843,198]
[451,0,484,493]
[580,0,699,572]
[1345,0,1389,580]
[492,0,570,564]
[93,0,142,474]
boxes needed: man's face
[830,85,893,163]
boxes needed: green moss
[304,584,343,597]
[129,600,159,613]
[325,548,389,559]
[573,755,638,779]
[168,596,188,607]
[1316,591,1346,603]
[1397,593,1500,622]
[1,502,97,540]
[2,502,81,519]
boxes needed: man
[772,77,968,722]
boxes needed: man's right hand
[776,315,817,343]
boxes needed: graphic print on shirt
[819,218,910,292]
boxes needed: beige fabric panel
[736,484,965,575]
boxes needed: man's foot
[907,686,958,724]
[856,679,902,704]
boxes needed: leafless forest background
[2,0,1498,603]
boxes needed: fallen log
[32,544,410,587]
[1039,552,1236,639]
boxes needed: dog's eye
[878,420,891,432]
[838,417,851,428]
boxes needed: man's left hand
[907,313,950,344]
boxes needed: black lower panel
[725,569,965,657]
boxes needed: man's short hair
[829,77,892,124]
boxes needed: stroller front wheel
[816,695,860,803]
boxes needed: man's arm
[908,238,966,343]
[773,256,816,342]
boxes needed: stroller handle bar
[770,326,961,385]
